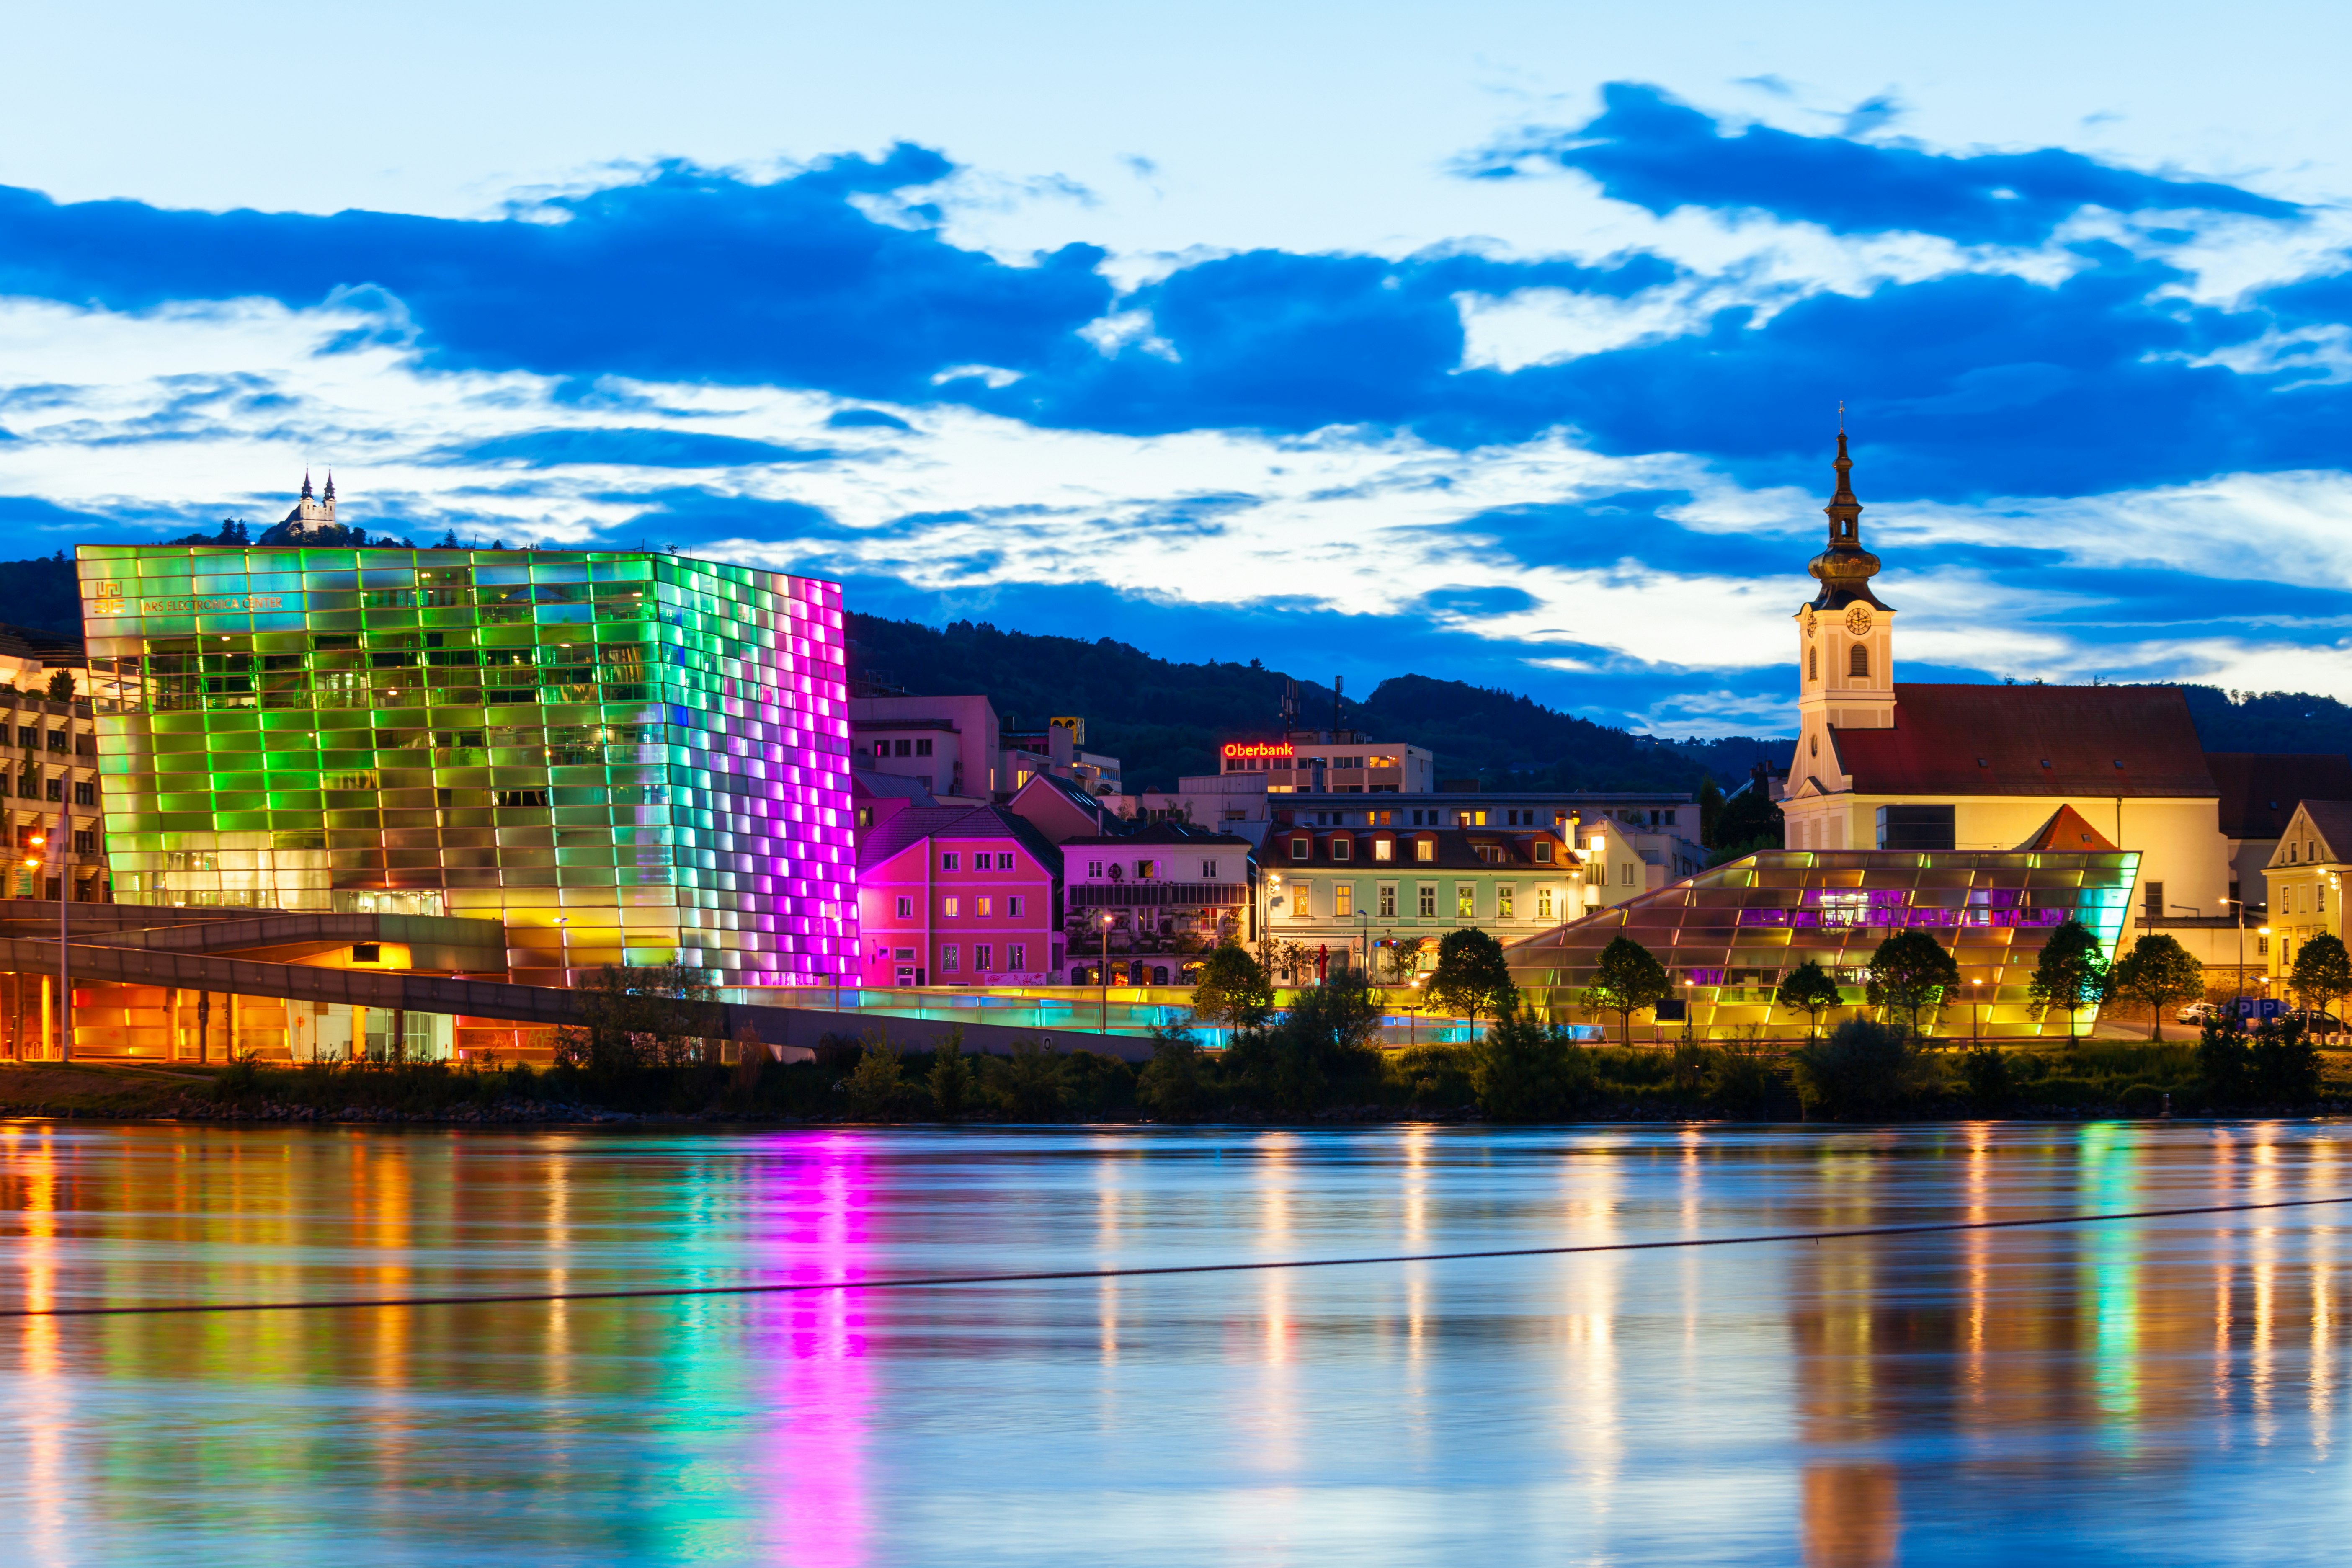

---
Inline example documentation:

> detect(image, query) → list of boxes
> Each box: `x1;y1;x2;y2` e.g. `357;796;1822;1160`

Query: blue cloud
1472;83;2301;244
0;145;1113;402
451;426;835;468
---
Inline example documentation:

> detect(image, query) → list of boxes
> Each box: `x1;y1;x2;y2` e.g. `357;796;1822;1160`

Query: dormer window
1331;837;1351;861
1373;838;1393;862
2291;843;2300;864
1415;838;1435;863
1534;841;1553;863
1291;837;1310;861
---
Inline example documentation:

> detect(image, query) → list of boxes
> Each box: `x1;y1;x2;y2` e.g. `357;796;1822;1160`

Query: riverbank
5;1035;2351;1126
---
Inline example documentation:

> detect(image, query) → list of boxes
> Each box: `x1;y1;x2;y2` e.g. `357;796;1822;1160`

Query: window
1457;884;1475;919
943;896;960;917
1418;885;1436;917
2142;881;2164;919
1849;644;1869;678
1876;805;1955;852
2259;934;2270;957
975;944;993;971
894;947;916;962
976;896;993;917
1088;861;1104;877
1378;883;1397;917
44;730;64;753
1136;860;1157;880
13;726;30;749
1621;862;1635;886
2324;883;2330;914
2291;843;2301;864
1293;882;1312;918
1415;838;1434;863
941;944;960;972
1497;885;1515;919
1291;838;1310;861
1475;843;1501;864
915;738;933;756
941;852;960;870
1334;882;1354;917
998;853;1015;870
1331;838;1351;861
44;778;60;801
1537;886;1554;920
1201;859;1218;879
72;830;95;855
1808;647;1818;683
1008;943;1025;970
72;781;93;806
895;896;913;919
894;738;912;757
1534;841;1552;863
1663;810;1676;825
1373;838;1393;862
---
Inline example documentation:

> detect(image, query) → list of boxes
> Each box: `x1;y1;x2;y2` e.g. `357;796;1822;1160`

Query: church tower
1792;431;1896;791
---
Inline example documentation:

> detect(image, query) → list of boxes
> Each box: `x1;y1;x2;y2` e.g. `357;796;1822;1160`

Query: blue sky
7;1;2352;735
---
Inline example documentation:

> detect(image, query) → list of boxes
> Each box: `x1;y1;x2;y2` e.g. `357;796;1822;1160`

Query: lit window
1136;860;1156;880
1373;838;1393;862
1457;885;1475;919
1537;887;1554;919
1497;885;1515;919
1293;881;1313;918
1417;884;1436;917
1335;882;1354;917
977;896;993;916
943;896;960;917
1378;883;1396;917
1415;838;1434;863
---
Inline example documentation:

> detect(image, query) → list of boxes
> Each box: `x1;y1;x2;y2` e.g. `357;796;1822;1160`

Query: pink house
857;805;1062;987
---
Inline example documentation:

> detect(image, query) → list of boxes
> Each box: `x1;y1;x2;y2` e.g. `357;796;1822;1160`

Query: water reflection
1;1122;2349;1564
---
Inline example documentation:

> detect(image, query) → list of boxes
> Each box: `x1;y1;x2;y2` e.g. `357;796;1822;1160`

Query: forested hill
847;613;1789;792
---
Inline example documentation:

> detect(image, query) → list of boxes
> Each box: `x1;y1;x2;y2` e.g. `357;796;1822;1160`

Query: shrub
1705;1040;1786;1119
1471;1008;1591;1122
928;1031;972;1120
985;1037;1069;1120
843;1035;905;1120
1137;1026;1207;1121
2197;1018;2251;1102
1957;1046;2013;1114
1062;1051;1137;1120
2117;1083;2169;1118
2250;1019;2321;1102
1385;1044;1476;1108
1792;1019;1936;1118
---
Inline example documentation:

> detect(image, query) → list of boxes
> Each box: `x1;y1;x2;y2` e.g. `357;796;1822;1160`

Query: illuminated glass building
75;545;856;989
1506;848;2140;1039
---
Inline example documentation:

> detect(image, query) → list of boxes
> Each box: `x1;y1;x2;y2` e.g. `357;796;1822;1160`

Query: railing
1069;882;1249;909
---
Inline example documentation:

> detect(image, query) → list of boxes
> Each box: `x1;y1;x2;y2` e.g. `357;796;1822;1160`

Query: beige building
2264;802;2352;987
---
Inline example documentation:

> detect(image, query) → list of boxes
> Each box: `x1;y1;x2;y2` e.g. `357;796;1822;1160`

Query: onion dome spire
1805;427;1891;611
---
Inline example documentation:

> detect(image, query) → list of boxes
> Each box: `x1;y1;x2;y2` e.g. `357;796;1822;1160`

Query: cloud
1469;82;2303;245
449;426;836;468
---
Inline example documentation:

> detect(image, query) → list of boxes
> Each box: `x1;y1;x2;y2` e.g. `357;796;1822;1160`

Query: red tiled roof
2205;753;2352;840
2015;804;2117;852
1832;684;2216;799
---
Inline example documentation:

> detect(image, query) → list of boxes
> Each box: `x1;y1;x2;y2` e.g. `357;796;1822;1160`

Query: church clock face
1845;606;1873;636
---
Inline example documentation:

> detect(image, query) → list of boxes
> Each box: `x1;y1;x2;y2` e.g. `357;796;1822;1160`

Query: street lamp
1970;977;1982;1044
1099;909;1114;1034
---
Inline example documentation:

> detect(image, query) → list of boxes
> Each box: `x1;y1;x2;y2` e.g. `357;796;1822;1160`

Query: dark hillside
0;555;83;635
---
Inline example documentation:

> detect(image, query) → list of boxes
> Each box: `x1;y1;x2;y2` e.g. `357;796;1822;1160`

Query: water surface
3;1119;2348;1565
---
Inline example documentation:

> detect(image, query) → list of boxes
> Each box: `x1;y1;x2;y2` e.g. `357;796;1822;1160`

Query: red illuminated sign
1222;741;1296;760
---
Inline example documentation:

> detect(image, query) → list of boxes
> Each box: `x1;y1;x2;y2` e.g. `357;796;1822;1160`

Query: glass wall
1506;849;2141;1039
75;546;857;989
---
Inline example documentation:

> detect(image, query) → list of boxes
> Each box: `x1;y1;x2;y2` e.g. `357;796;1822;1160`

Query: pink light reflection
754;1132;878;1568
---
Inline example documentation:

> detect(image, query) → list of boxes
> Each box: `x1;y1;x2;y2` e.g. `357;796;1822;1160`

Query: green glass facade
75;546;856;989
1507;848;2141;1038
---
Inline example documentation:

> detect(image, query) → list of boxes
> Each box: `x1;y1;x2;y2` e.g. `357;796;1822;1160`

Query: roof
2284;801;2352;866
1060;821;1254;849
855;805;1060;873
1831;684;2216;799
2016;804;2118;853
849;717;957;732
1268;825;1574;872
2205;753;2352;840
0;623;83;663
851;769;939;805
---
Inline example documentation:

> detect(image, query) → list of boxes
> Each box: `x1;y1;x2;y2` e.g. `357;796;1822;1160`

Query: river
1;1119;2347;1565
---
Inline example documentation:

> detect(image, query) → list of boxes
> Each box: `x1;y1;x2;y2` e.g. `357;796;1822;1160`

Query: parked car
2176;1000;2229;1025
2285;1008;2346;1033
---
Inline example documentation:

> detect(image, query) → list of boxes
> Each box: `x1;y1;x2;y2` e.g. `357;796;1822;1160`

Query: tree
2108;934;2206;1041
1190;940;1274;1028
1865;931;1961;1036
1775;959;1844;1039
1471;1008;1592;1121
44;670;73;702
1697;776;1725;848
2026;919;2110;1039
845;1034;905;1119
1709;784;1784;864
1137;1025;1207;1120
554;962;715;1070
1582;934;1671;1046
928;1029;972;1119
1380;937;1423;986
2289;932;2352;1021
1426;928;1518;1026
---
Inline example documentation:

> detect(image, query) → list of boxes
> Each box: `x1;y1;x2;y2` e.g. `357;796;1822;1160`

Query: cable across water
2;1192;2344;1321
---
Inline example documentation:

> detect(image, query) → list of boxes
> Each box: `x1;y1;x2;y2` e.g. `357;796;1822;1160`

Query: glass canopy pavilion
1506;848;2141;1039
75;545;856;990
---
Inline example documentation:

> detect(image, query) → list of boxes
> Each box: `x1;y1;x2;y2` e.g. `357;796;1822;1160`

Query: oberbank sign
1222;742;1296;761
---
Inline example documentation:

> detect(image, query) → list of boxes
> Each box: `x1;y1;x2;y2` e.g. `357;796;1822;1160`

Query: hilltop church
1775;434;2346;985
